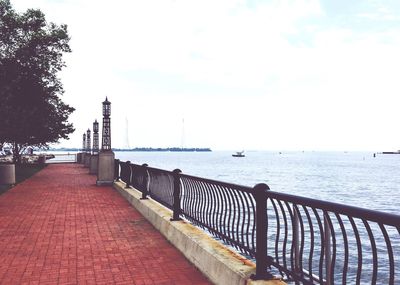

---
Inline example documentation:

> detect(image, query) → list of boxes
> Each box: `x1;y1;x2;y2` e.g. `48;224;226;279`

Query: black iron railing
180;173;259;257
114;159;400;284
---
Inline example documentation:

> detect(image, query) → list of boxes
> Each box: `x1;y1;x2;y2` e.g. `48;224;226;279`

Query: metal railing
114;159;400;284
46;153;77;163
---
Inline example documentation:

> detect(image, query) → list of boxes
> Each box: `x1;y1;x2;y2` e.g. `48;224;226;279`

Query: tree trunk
13;143;20;164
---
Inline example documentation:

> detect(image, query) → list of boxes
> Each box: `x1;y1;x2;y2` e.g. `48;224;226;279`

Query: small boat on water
232;151;245;157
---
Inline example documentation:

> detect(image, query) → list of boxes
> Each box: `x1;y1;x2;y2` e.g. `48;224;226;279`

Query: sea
113;150;400;214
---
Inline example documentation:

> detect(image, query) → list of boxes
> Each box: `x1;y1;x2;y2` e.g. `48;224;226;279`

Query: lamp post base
84;154;91;167
96;151;115;186
0;164;15;185
89;154;99;174
80;153;86;164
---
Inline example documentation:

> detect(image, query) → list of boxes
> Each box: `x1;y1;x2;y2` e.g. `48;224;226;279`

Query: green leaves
0;0;75;162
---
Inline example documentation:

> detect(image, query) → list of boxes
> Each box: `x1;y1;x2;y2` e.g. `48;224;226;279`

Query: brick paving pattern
0;164;211;285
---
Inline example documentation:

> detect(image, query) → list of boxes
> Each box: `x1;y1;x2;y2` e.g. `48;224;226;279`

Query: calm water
114;151;400;214
115;150;400;283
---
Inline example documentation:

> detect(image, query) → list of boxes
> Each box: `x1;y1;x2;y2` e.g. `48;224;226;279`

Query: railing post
252;183;274;280
114;159;120;181
124;161;131;188
324;212;332;285
170;168;182;221
140;164;149;200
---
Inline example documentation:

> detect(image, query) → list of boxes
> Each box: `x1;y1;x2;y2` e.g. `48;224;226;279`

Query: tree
0;0;75;163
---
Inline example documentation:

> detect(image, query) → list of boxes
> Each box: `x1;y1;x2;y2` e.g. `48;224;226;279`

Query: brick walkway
0;164;211;285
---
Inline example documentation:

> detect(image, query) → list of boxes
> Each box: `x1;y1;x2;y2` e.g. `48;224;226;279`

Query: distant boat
232;151;245;157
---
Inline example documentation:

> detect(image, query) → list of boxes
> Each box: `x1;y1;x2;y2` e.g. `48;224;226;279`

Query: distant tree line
113;147;212;152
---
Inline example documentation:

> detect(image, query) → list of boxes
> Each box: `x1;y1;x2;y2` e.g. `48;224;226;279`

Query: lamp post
97;97;115;185
89;120;100;174
101;97;111;151
92;120;99;155
81;133;87;164
84;129;91;167
86;129;91;154
82;133;86;152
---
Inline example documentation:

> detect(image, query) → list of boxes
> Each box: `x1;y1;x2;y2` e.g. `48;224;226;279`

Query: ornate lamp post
101;97;111;151
86;129;91;154
89;120;100;174
80;133;87;164
92;120;99;155
97;97;115;185
82;133;86;152
84;129;91;167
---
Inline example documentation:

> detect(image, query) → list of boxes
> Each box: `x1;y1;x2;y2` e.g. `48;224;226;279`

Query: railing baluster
379;223;394;285
311;208;325;283
293;204;300;275
278;200;289;272
271;200;283;276
302;206;315;283
349;216;363;284
335;213;349;285
363;219;378;285
324;212;332;285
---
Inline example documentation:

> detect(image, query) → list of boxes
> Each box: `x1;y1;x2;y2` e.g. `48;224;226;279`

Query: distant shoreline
49;147;212;152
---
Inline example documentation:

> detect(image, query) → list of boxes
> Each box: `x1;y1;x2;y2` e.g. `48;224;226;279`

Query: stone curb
113;181;286;285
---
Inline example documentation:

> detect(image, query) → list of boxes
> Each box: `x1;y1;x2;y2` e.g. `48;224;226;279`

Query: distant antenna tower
181;118;185;149
124;117;130;149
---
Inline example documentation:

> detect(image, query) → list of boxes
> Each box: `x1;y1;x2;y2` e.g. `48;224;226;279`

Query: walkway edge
113;181;286;285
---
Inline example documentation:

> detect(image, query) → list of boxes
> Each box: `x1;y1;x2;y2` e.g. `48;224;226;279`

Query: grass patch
0;164;46;195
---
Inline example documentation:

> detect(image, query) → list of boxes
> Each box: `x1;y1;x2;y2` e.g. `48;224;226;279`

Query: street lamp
101;97;111;151
97;97;115;186
86;129;91;154
92;120;99;155
82;133;86;152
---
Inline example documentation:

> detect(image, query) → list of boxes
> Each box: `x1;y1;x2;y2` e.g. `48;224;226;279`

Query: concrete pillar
84;154;91;167
89;155;98;174
81;153;86;164
76;153;82;163
0;164;16;185
38;155;46;165
96;151;115;186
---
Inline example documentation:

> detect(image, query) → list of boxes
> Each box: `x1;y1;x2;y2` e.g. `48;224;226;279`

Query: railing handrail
126;162;400;224
180;172;255;193
267;190;400;226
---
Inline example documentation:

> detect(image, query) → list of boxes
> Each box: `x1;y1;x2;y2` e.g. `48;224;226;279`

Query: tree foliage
0;0;75;162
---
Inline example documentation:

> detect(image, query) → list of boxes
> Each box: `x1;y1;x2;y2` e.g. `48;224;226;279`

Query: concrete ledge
113;181;285;285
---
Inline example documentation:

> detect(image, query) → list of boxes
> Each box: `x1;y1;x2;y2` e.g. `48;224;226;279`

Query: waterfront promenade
0;164;211;285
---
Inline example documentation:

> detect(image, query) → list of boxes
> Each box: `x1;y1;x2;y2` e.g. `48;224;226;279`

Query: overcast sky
11;0;400;151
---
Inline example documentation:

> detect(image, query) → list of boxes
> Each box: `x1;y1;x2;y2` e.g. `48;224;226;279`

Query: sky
10;0;400;151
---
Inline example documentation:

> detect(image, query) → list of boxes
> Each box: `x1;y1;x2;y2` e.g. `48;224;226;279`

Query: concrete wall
113;181;286;285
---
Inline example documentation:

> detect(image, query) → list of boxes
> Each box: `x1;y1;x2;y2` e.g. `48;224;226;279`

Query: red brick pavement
0;164;212;285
